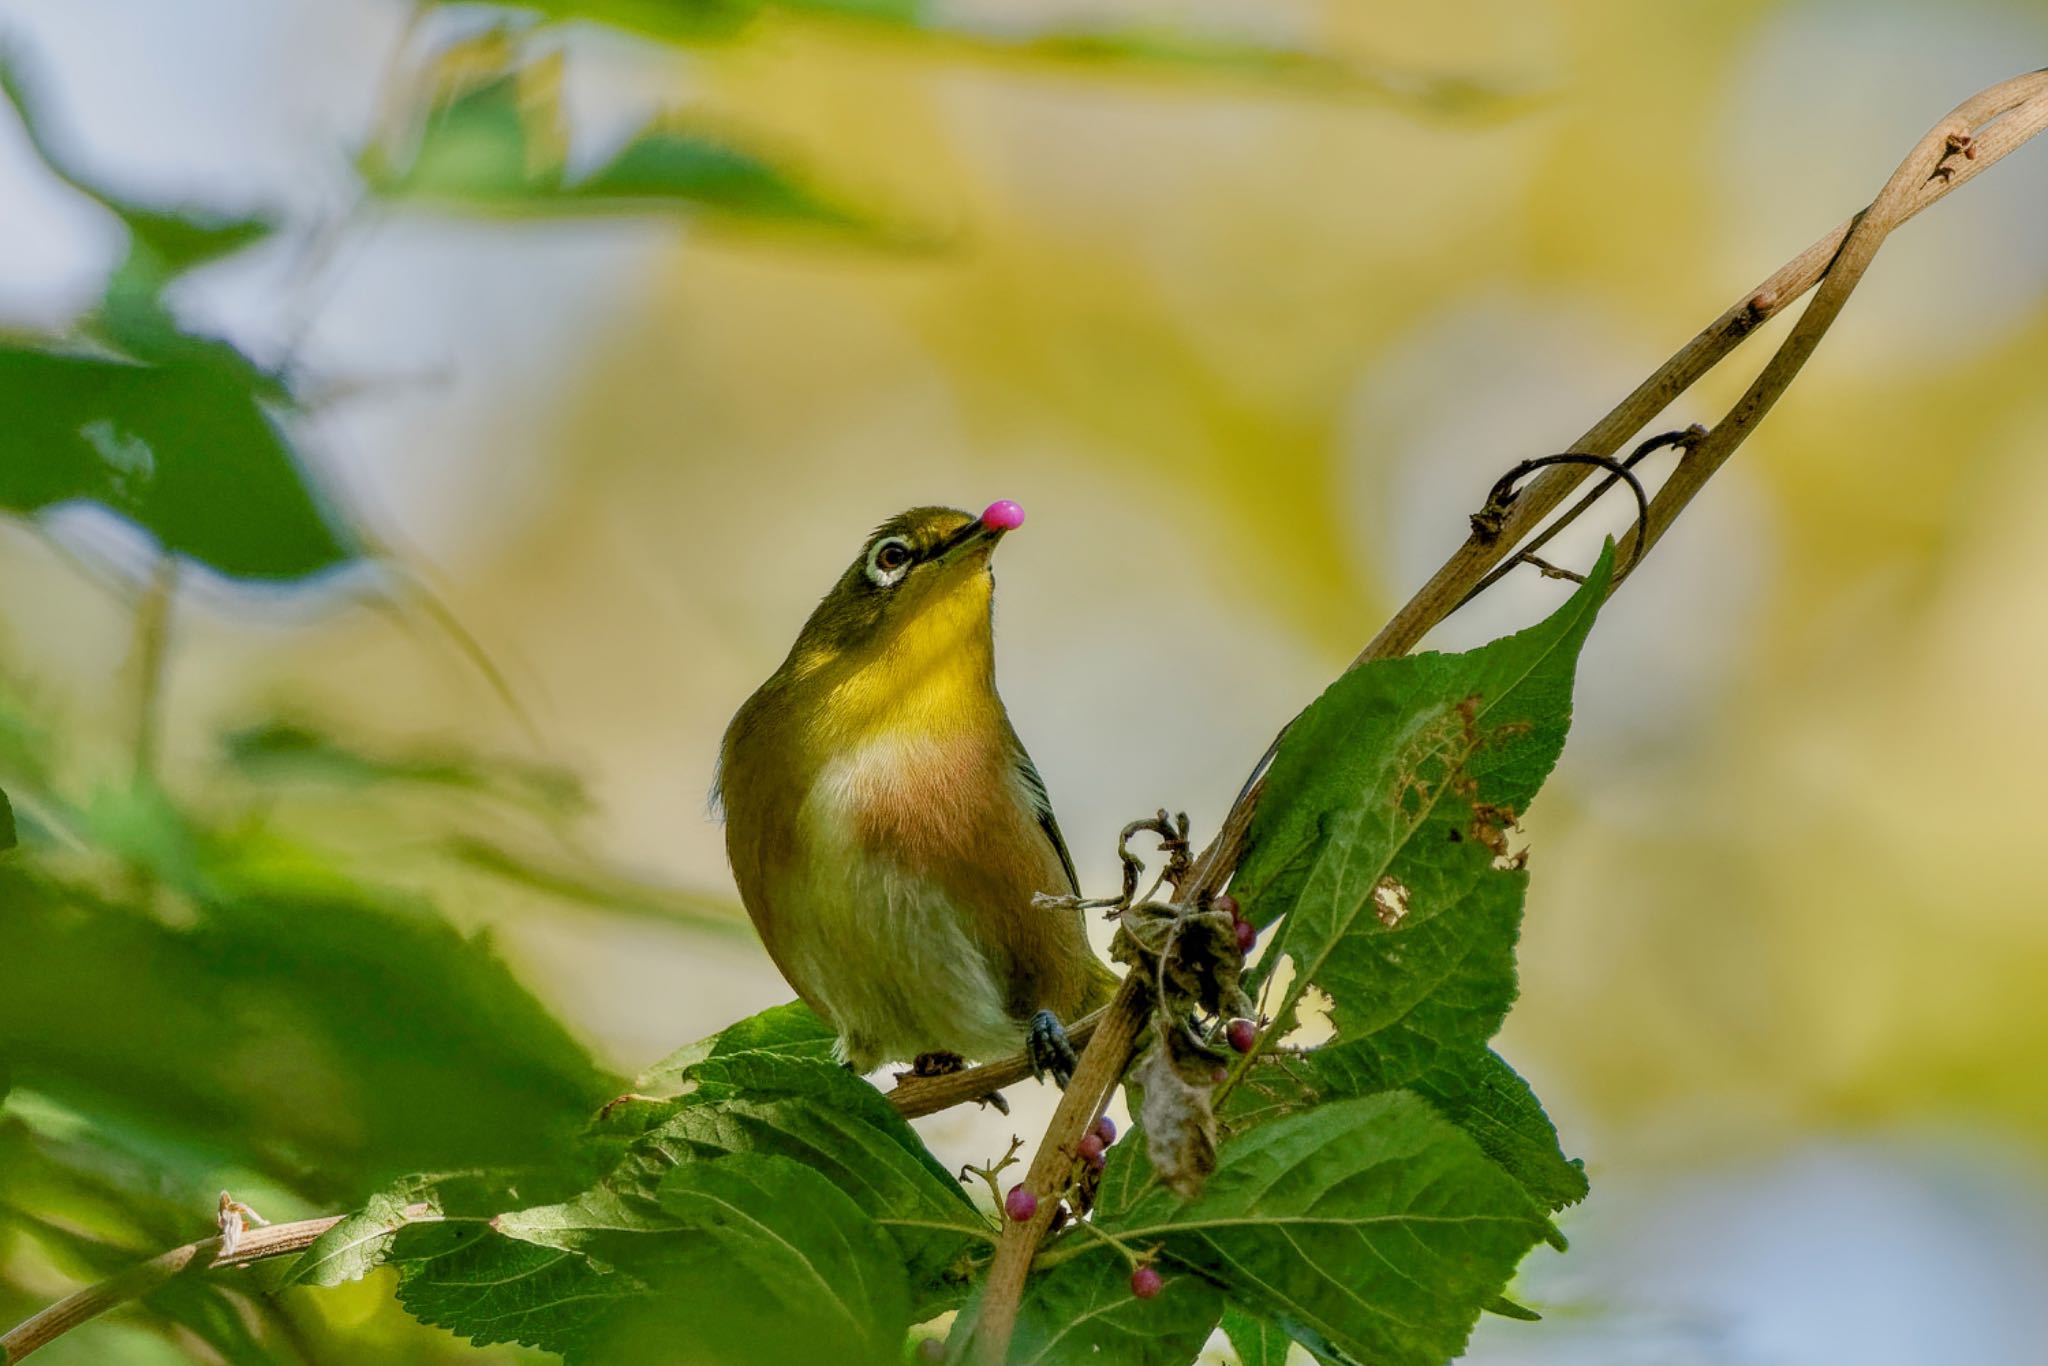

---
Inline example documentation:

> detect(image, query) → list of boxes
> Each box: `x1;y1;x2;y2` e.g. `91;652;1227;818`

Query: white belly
774;752;1020;1071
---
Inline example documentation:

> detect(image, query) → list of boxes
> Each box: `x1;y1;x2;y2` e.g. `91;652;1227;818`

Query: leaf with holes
1217;547;1609;1215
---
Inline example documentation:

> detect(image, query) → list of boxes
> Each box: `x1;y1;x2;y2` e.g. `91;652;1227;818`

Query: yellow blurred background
4;0;2048;1360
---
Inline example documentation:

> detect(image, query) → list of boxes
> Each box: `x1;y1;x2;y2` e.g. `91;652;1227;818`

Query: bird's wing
1015;749;1081;896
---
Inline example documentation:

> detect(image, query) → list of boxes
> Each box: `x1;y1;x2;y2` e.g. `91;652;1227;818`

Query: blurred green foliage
367;51;878;235
0;4;1480;1359
20;0;2040;1360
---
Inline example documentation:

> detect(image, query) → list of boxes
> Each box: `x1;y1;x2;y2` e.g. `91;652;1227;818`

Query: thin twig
2;1215;340;1364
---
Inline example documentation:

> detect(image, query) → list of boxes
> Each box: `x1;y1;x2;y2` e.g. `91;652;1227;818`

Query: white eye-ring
865;536;914;587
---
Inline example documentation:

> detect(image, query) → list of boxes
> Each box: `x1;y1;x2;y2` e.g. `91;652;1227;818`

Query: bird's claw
1028;1009;1078;1088
977;1089;1011;1115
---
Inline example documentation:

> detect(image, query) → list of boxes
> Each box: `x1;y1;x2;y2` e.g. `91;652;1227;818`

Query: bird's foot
977;1089;1011;1116
1028;1009;1079;1088
910;1050;967;1077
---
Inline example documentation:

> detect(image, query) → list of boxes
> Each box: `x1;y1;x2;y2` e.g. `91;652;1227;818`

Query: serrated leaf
1222;1305;1295;1366
498;1053;981;1301
1212;548;1608;1233
0;798;616;1191
0;345;355;580
638;999;838;1091
1371;1049;1586;1214
1235;1046;1588;1216
1239;544;1611;1045
1108;1094;1552;1366
392;1219;626;1356
285;1170;563;1288
580;1154;913;1364
286;1186;431;1288
1005;1249;1221;1366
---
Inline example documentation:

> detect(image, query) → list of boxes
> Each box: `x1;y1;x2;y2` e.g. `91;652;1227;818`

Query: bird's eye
865;536;914;587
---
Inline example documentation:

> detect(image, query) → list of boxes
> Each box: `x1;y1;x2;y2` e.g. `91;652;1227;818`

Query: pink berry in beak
981;499;1026;532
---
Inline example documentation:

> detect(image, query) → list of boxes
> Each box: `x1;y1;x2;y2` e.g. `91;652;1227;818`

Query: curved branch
2;1216;343;1364
887;69;2048;1131
955;65;2048;1365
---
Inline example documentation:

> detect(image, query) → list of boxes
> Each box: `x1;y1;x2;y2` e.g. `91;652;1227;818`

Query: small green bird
717;500;1113;1084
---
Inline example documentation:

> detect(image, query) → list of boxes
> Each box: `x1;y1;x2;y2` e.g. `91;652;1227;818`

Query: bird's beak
932;520;1003;566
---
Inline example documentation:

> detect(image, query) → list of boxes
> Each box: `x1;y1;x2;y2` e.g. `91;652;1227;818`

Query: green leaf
284;1170;561;1288
517;0;765;45
391;1156;916;1364
0;345;355;580
287;1186;434;1289
588;1154;914;1364
1215;547;1609;1226
638;999;839;1090
569;126;857;228
518;0;1526;120
222;721;586;813
0;795;617;1195
373;63;871;234
1343;1048;1586;1214
1005;1249;1221;1366
1110;1094;1552;1366
392;1218;625;1357
1222;1305;1295;1366
0;59;272;278
1239;543;1611;1040
1231;1047;1587;1216
497;1053;982;1302
0;784;15;853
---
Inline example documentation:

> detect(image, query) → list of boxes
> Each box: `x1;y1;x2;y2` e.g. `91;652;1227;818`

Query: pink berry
981;499;1026;532
1213;892;1240;919
1234;918;1257;954
1077;1132;1106;1169
1005;1185;1038;1223
916;1337;947;1362
1226;1018;1258;1053
1210;1065;1229;1084
1130;1265;1163;1299
1094;1115;1117;1145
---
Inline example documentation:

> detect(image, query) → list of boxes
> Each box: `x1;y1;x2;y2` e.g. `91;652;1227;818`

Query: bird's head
779;500;1027;708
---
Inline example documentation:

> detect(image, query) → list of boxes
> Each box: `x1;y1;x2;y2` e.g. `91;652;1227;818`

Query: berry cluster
1215;891;1258;957
1214;892;1260;1056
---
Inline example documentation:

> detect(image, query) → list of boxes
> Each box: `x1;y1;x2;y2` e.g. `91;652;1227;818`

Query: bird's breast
777;728;1025;1064
808;728;994;873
